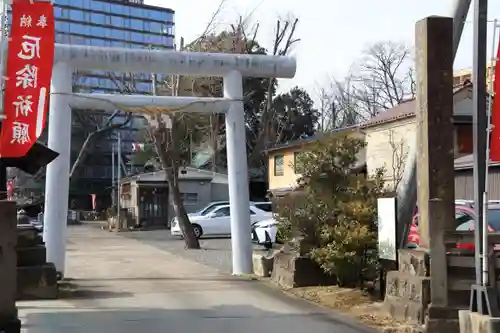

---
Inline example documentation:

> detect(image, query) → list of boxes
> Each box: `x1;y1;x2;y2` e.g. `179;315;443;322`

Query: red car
408;204;500;250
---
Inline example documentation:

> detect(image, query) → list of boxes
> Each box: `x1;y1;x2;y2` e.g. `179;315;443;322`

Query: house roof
266;82;474;155
121;167;229;184
265;125;361;154
361;83;472;129
454;154;500;170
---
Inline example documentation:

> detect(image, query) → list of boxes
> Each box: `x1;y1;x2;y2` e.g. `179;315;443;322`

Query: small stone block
385;296;426;325
385;271;431;303
252;253;273;277
398;249;430;277
384;271;431;325
426;318;459;333
17;226;43;248
0;317;21;333
17;245;47;267
459;310;500;333
17;263;58;300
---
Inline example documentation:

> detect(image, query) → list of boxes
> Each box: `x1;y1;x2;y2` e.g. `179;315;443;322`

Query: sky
146;0;500;102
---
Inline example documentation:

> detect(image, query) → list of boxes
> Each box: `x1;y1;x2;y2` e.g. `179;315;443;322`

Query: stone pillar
0;201;21;333
415;16;455;307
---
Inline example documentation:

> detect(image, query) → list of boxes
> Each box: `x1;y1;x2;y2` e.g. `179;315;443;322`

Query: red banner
491;36;500;162
0;0;55;158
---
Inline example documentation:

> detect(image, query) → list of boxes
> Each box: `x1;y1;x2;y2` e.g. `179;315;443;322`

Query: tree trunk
152;126;200;249
165;167;200;249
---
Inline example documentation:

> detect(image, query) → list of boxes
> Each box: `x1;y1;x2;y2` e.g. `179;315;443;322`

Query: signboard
0;0;54;158
377;197;397;261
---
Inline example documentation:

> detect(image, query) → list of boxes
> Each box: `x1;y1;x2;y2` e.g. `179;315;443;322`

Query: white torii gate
39;44;295;276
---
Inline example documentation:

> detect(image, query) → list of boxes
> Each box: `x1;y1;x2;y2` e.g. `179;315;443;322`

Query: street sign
0;0;54;158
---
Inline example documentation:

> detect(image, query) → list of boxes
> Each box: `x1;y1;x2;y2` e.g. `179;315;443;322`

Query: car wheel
264;242;273;250
192;224;203;239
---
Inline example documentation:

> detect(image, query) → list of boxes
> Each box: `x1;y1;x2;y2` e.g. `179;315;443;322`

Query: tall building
54;0;174;93
9;0;175;208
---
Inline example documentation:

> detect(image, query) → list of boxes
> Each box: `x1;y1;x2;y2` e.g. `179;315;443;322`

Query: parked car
186;201;272;218
171;204;272;238
251;217;278;249
168;201;230;228
454;199;500;208
251;202;273;212
186;201;230;218
408;203;500;249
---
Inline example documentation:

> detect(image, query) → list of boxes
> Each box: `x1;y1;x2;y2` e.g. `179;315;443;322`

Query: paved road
18;225;375;333
122;228;270;274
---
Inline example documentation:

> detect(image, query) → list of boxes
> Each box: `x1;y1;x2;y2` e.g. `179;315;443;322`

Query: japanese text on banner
0;0;54;158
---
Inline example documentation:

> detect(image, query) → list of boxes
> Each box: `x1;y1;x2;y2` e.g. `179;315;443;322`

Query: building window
181;193;198;205
111;15;124;27
69;9;84;21
274;155;284;176
163;24;174;36
131;19;143;30
293;152;304;174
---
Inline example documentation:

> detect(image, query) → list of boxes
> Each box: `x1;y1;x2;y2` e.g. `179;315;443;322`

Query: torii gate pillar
43;62;72;276
224;70;253;274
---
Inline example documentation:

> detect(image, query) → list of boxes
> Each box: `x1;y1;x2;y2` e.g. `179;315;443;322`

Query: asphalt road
19;225;375;333
122;229;270;273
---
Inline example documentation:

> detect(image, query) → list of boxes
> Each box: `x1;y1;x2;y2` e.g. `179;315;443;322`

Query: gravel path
121;229;269;273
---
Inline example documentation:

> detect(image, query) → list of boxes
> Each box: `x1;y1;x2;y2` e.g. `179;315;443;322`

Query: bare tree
69;70;133;180
144;37;209;249
147;112;201;249
387;129;409;190
316;41;414;128
315;87;333;132
247;16;300;170
315;76;369;131
355;41;415;111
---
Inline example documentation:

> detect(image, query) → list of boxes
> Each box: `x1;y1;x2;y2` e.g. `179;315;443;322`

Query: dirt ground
286;286;423;333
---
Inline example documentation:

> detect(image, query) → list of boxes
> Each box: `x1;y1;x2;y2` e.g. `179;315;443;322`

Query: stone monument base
459;310;500;333
271;250;336;288
17;263;58;300
252;252;274;277
0;317;21;333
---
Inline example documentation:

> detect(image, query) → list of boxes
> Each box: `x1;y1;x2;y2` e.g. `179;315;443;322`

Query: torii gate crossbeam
15;44;296;277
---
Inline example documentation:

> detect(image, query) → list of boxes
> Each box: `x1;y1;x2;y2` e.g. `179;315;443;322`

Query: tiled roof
454;154;500;170
361;83;472;128
265;125;360;154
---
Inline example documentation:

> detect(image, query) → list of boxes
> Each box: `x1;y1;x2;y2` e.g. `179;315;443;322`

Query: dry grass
287;286;423;333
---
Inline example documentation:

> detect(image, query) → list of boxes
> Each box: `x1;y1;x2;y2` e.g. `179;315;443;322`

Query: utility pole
111;142;115;207
470;0;500;316
117;131;122;229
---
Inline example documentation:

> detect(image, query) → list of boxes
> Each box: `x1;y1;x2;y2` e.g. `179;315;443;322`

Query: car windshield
200;203;227;216
488;209;500;231
454;208;500;231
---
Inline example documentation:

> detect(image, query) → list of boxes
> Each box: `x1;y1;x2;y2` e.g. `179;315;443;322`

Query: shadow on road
21;304;376;333
57;281;134;300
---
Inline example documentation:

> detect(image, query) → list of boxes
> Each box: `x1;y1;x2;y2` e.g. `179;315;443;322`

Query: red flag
90;194;96;210
7;179;14;200
491;37;500;162
0;0;55;158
